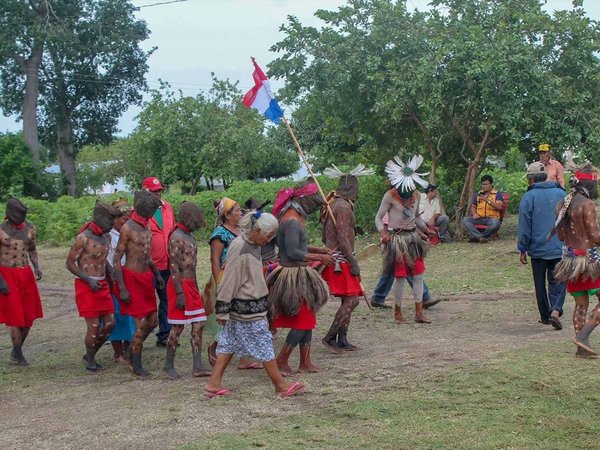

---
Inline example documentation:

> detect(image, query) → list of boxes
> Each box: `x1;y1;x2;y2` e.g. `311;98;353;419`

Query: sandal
277;381;305;398
204;388;233;399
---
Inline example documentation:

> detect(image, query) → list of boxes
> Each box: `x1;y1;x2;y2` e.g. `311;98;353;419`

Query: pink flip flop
204;388;233;399
277;381;305;398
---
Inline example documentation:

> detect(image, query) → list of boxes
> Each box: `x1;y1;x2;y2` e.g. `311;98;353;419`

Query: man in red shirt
143;177;175;347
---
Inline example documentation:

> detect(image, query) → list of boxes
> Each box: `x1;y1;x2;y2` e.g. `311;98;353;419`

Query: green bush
19;171;534;245
19;176;387;245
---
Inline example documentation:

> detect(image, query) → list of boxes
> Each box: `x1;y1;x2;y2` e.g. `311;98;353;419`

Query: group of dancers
2;154;599;397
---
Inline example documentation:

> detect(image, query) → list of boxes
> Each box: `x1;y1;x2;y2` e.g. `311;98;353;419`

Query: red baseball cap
142;176;164;191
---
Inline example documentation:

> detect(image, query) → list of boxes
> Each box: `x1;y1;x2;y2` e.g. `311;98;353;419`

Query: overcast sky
1;0;599;135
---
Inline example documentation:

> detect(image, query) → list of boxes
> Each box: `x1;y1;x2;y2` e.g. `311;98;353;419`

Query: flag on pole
242;58;284;123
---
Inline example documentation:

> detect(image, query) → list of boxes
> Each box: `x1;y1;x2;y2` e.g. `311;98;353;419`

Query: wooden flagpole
281;115;336;225
281;117;374;307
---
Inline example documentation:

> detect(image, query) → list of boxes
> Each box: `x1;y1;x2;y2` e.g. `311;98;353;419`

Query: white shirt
108;228;125;266
419;193;441;223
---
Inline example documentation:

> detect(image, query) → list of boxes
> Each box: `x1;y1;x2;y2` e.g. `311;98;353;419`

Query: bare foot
82;354;101;371
132;366;152;380
321;337;343;354
414;314;431;324
298;363;321;373
9;354;29;367
193;368;213;377
277;363;294;377
164;367;182;380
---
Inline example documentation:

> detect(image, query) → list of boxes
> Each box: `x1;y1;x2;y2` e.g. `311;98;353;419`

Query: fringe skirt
267;265;330;329
382;230;428;275
554;247;600;283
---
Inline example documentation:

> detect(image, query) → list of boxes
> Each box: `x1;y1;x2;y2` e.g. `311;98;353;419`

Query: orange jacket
473;189;502;219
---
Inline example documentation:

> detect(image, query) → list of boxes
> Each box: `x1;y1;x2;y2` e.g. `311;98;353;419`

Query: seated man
463;175;503;243
420;184;451;243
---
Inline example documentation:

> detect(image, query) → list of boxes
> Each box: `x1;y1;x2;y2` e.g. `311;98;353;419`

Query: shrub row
21;171;530;245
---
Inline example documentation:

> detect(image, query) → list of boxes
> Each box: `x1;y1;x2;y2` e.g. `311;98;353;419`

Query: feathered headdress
323;163;375;178
385;155;430;192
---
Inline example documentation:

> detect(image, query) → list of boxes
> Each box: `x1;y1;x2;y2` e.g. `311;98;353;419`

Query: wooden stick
359;280;372;309
281;116;336;225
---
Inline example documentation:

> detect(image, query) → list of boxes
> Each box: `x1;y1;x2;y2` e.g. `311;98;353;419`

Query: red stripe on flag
243;61;269;109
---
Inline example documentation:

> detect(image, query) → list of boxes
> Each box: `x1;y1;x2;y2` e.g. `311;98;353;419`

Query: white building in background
45;158;306;195
45;163;128;196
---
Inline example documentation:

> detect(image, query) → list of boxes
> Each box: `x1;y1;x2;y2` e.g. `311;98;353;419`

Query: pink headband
272;183;319;216
575;170;598;181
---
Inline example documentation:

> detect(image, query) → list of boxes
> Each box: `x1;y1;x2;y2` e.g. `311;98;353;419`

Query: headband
574;170;598;181
272;183;319;216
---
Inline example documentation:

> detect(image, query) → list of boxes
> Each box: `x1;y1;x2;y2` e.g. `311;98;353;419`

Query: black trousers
530;258;566;322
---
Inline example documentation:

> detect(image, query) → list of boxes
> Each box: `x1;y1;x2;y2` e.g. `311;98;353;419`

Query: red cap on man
142;177;164;192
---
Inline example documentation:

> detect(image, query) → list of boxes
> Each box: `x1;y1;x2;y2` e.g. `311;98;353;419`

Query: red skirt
321;262;363;297
271;303;316;330
167;278;206;324
567;275;600;293
75;278;114;318
394;257;426;278
0;266;43;327
113;268;156;319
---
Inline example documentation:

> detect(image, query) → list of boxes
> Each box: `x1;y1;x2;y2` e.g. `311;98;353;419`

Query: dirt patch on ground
0;284;573;449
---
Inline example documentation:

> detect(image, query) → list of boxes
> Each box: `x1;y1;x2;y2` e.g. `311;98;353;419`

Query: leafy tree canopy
0;0;153;195
269;0;600;232
122;78;299;193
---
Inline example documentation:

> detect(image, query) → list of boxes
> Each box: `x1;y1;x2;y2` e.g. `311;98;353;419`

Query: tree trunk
56;117;76;196
453;128;490;240
21;45;43;168
190;176;199;195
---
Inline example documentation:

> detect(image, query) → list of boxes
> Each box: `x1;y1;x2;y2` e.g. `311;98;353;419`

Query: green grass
4;214;592;448
185;342;600;449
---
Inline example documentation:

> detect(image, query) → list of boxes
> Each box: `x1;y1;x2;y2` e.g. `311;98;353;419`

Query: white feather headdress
323;163;375;178
385;154;430;192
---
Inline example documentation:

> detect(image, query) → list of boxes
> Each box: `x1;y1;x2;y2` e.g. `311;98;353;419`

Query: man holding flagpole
242;58;336;223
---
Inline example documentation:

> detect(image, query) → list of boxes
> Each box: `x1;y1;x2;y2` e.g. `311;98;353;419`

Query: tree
0;1;49;167
0;0;152;196
123;79;298;193
0;132;37;200
269;0;600;237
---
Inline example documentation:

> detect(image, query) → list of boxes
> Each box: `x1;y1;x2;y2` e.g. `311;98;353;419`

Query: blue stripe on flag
264;99;284;123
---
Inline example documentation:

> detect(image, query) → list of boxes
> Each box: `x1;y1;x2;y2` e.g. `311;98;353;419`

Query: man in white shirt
420;184;451;243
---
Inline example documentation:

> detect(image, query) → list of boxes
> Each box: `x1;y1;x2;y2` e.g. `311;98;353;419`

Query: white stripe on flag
251;84;272;114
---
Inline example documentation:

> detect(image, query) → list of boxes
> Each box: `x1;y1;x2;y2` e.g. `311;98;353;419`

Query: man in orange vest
463;175;503;243
142;177;175;347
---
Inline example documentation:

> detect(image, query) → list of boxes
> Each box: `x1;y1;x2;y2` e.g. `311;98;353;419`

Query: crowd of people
1;145;599;399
